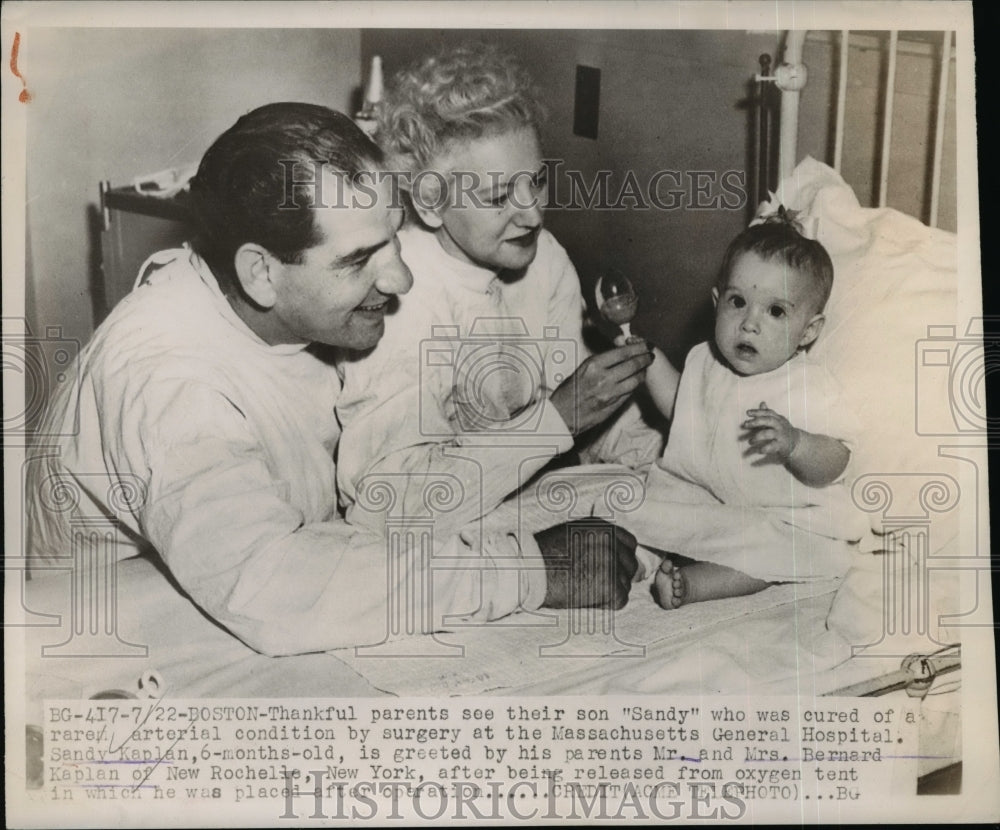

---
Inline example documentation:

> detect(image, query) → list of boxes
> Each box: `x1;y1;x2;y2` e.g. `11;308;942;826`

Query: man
27;103;647;656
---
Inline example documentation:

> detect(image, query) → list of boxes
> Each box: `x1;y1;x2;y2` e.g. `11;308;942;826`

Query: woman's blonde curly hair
378;43;546;176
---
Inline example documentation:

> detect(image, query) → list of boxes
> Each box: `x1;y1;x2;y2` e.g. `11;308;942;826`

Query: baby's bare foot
653;560;687;609
654;560;771;609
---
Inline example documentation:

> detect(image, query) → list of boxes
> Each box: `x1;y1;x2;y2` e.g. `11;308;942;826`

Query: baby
636;211;859;609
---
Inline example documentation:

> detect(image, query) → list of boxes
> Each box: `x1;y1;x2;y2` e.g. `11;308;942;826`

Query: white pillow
769;158;965;539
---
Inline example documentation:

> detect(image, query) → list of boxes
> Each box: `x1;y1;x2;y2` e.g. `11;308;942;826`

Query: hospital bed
17;29;979;796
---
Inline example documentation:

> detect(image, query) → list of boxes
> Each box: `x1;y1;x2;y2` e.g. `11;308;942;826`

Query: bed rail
825;644;961;698
754;30;955;227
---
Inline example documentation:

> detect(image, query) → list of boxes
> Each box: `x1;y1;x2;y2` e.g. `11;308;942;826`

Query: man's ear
798;313;826;349
711;286;720;308
409;173;446;229
234;243;279;308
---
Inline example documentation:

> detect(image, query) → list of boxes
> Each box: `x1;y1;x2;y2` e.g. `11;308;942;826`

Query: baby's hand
742;402;800;463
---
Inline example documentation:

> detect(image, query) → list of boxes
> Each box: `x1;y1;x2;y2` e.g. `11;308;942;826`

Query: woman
337;44;660;540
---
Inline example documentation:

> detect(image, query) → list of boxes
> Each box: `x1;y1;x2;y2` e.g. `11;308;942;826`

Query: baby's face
713;251;824;375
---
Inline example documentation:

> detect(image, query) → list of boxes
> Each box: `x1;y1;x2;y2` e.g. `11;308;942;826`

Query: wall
799;31;957;230
362;29;958;362
22;28;957;361
24;28;361;348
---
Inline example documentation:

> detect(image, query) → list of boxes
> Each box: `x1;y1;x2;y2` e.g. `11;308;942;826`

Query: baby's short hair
378;43;545;176
717;220;834;312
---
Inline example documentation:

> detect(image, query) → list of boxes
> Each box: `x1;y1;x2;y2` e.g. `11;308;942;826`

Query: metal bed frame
754;29;954;227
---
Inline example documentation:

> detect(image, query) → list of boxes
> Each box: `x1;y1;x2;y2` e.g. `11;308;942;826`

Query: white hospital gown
26;248;547;655
624;342;868;581
337;224;663;540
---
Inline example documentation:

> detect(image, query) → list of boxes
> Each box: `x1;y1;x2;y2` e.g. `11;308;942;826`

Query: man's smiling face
268;170;412;350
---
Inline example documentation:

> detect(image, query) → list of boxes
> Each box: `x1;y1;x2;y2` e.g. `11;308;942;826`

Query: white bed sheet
21;555;843;701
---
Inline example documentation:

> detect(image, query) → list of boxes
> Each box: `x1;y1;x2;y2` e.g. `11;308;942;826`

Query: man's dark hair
188;102;384;293
717;220;835;311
